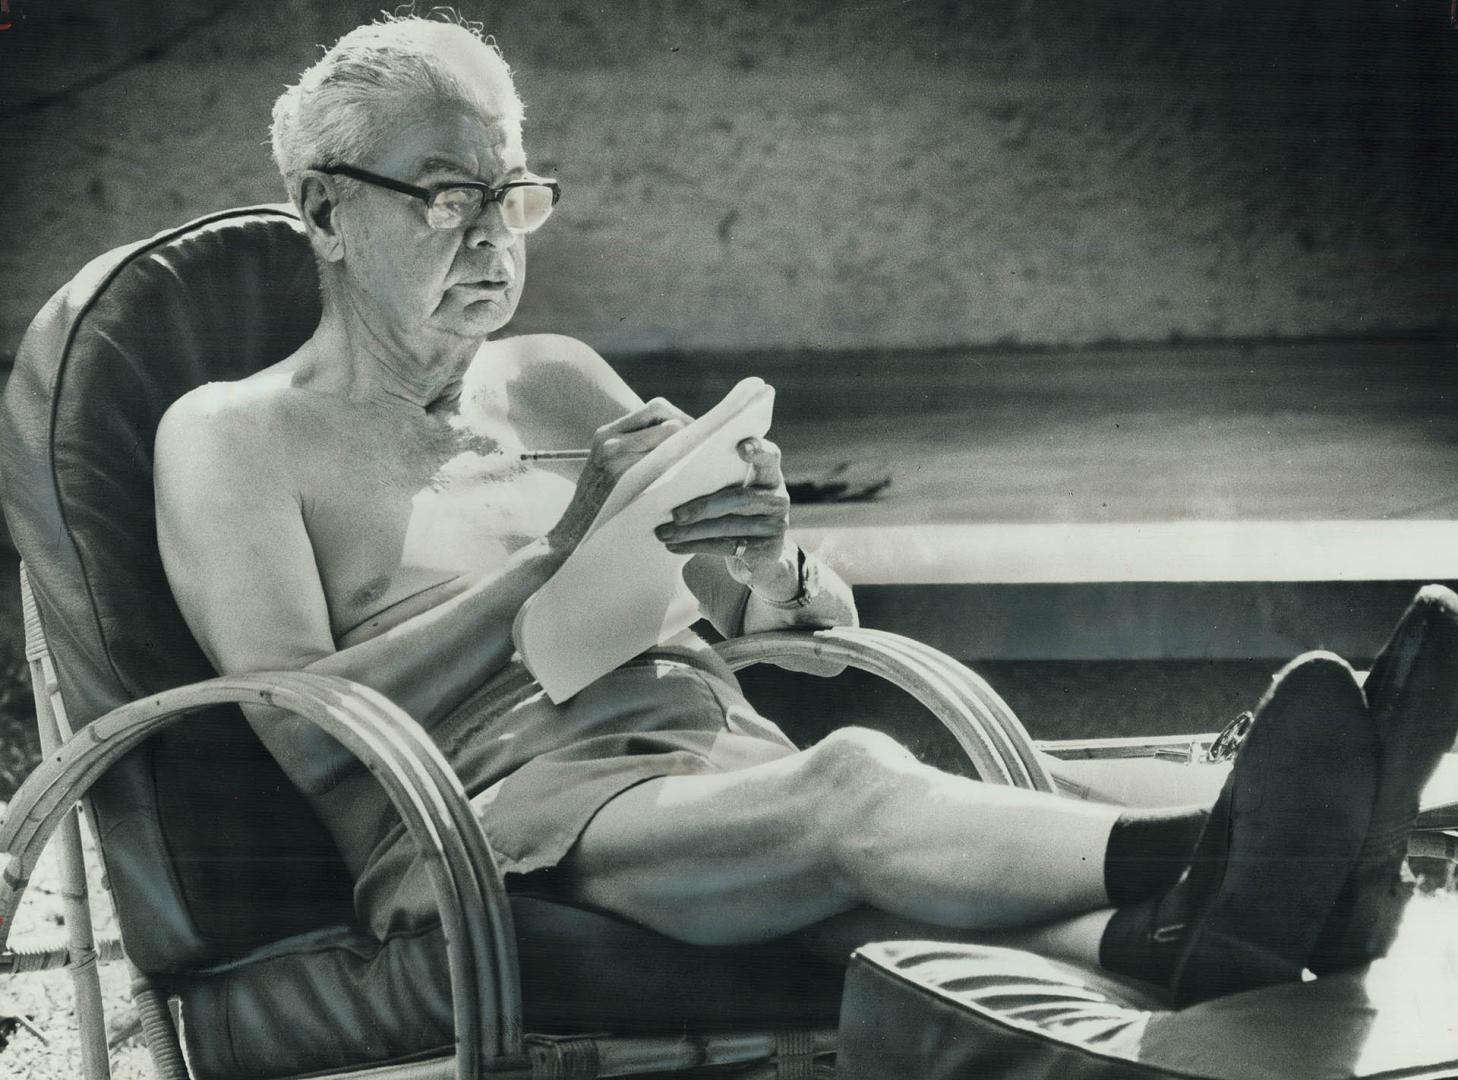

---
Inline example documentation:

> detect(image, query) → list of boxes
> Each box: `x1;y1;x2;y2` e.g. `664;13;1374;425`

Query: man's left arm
667;433;858;638
741;542;858;633
683;541;858;639
541;345;856;639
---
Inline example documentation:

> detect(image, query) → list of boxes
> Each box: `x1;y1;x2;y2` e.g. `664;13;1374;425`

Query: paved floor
614;337;1458;528
622;337;1458;733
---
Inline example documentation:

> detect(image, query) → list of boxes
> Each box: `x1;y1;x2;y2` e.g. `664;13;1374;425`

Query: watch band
751;545;819;609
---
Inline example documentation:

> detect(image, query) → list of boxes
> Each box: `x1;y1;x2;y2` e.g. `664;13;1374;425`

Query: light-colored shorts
313;642;798;938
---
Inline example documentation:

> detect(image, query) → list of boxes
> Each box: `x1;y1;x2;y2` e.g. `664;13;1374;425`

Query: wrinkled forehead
368;106;526;182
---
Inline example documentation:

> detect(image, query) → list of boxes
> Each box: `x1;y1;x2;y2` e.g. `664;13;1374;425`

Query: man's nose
464;202;512;249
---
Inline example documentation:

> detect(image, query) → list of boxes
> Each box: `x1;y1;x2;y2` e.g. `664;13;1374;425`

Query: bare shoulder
154;375;336;674
490;332;619;383
155;374;305;494
474;334;642;428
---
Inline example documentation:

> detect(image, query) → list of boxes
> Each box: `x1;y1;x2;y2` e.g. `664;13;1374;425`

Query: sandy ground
0;806;154;1080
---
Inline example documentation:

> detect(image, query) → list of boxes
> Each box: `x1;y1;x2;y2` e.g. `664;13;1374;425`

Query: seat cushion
838;928;1458;1080
173;894;846;1080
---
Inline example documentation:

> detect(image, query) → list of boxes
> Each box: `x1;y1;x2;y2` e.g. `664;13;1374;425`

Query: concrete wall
3;0;1455;355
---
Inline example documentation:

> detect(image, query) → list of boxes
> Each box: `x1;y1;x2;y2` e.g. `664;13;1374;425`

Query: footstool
837;922;1458;1079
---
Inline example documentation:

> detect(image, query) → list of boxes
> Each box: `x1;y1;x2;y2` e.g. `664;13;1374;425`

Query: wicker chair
0;206;1064;1080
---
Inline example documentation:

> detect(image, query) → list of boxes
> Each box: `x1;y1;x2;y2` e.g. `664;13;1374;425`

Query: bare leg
992;908;1117;964
560;727;1122;946
794;905;1116;969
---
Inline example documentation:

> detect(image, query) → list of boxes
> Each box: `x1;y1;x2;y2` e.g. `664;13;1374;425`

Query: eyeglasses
312;163;562;234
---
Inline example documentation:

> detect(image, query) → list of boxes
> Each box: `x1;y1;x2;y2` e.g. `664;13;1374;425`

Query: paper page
514;379;775;702
582;377;771;542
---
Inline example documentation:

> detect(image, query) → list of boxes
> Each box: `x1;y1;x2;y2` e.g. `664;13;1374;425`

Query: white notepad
513;377;776;702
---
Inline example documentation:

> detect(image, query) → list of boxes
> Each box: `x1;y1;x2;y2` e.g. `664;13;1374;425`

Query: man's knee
802;727;917;795
800;728;921;882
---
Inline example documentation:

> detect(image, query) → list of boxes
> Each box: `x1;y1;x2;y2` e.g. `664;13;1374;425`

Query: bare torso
158;333;630;662
271;367;579;645
282;338;603;643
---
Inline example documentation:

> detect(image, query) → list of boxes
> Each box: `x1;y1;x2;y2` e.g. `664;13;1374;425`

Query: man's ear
299;173;345;262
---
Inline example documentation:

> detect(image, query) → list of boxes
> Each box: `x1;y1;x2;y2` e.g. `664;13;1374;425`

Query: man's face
337;106;530;345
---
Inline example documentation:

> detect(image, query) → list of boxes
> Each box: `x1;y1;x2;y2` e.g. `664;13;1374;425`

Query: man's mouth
457;277;511;292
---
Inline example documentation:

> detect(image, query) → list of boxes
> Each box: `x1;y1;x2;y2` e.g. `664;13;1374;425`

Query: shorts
314;643;799;938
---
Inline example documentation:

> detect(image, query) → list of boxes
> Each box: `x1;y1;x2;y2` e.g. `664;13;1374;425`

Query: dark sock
1099;884;1191;987
1103;807;1210;907
1100;778;1234;987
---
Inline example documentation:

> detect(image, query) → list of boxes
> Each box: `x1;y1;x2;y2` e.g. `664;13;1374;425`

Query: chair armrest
716;627;1056;792
1038;734;1220;762
0;672;526;1080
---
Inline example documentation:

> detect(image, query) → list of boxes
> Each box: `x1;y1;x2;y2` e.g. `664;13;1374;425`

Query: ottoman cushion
838;918;1458;1080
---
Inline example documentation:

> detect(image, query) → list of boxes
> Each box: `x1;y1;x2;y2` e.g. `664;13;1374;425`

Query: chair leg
55;807;110;1080
25;565;111;1079
132;965;190;1080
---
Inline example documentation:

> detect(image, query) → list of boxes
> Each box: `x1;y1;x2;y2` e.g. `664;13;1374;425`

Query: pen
520;449;591;462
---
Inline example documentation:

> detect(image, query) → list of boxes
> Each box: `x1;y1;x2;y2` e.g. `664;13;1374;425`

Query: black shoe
1309;585;1458;975
1168;651;1377;1006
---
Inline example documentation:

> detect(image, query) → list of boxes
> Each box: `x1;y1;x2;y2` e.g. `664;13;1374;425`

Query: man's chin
437;292;518;336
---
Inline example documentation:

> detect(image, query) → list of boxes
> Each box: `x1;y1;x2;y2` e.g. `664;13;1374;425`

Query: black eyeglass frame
310;163;562;232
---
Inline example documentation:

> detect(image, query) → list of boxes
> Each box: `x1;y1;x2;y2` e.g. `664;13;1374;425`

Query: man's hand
656;436;800;601
548;397;691;552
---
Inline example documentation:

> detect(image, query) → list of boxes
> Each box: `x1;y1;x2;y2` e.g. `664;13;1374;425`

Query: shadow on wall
2;0;1456;351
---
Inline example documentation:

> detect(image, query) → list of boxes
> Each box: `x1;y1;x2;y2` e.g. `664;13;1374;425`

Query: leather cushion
837;934;1458;1079
173;894;846;1080
0;207;354;972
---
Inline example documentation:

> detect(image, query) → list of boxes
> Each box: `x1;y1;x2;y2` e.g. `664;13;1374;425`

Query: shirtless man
153;14;1458;1007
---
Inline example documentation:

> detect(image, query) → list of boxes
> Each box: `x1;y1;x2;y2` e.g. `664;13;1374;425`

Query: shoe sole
1309;584;1458;973
1171;651;1376;1006
1365;586;1458;840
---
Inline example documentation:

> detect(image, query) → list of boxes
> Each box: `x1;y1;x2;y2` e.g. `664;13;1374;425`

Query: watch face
794;547;824;607
797;550;816;604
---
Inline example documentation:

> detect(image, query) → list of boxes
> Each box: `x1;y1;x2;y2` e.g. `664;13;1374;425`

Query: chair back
0;207;357;973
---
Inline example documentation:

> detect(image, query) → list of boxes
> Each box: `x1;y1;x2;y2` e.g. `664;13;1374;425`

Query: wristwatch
752;545;821;609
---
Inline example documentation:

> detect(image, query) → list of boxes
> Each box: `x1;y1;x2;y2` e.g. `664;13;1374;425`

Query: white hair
270;13;525;206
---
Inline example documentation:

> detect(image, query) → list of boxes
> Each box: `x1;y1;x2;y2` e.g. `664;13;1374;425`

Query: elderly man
154;14;1458;1007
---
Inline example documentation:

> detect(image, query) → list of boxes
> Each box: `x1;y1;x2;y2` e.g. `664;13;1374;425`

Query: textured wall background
2;0;1455;355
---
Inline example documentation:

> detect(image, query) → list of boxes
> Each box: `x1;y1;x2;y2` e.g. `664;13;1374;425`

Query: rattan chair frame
2;563;1073;1080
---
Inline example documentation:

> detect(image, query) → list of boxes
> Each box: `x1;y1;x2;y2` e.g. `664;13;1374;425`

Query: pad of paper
513;378;775;701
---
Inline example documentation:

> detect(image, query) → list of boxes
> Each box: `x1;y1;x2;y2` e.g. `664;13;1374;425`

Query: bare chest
296;408;577;638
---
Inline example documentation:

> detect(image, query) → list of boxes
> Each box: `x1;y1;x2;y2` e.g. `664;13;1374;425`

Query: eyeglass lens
426;185;555;233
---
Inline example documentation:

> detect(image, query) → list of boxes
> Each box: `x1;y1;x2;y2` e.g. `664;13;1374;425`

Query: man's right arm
154;391;567;791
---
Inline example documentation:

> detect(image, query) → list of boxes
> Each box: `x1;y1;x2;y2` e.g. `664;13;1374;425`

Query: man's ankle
1098;879;1193;987
1102;807;1210;907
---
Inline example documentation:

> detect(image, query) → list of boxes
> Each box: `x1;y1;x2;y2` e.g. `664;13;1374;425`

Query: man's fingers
657;514;783;544
738;436;783;487
663;534;780;557
592;401;691;475
672;484;788;526
605;416;686;454
602;397;692;436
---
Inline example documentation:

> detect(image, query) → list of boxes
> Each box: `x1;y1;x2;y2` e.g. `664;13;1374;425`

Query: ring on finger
733;539;747;559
